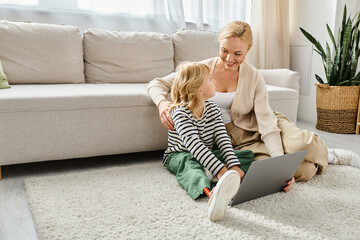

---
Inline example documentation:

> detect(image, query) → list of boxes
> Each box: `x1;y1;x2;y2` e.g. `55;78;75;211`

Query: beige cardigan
147;57;284;157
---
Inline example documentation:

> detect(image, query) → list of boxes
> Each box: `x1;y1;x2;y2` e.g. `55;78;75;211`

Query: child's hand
283;177;295;193
216;167;228;180
229;166;245;180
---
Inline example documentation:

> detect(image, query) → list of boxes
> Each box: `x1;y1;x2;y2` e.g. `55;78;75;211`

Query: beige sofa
0;20;300;179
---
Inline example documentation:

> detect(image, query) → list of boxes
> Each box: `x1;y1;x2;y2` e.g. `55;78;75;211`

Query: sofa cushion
0;20;84;84
0;84;154;112
172;29;219;67
0;84;297;113
266;85;299;123
266;85;298;100
260;69;300;92
0;61;11;89
84;29;174;83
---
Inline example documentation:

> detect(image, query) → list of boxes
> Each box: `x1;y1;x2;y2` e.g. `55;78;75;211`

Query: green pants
167;150;254;200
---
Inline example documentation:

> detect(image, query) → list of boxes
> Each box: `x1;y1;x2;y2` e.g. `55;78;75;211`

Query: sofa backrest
83;28;174;83
0;20;85;84
172;29;219;68
0;21;299;88
0;21;223;84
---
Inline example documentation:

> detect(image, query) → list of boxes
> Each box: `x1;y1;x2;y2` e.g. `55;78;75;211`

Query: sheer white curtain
0;0;37;5
77;0;250;31
182;0;251;31
247;0;290;69
77;0;251;32
0;0;250;32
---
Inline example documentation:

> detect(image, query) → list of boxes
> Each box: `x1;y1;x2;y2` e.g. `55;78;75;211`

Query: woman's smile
225;61;237;68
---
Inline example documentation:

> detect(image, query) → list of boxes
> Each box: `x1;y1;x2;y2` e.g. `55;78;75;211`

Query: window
78;0;153;16
0;0;37;6
0;0;78;10
182;0;251;30
0;0;251;31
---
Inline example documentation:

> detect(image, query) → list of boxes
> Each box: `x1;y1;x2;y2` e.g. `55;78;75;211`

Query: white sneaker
328;148;360;168
208;170;240;222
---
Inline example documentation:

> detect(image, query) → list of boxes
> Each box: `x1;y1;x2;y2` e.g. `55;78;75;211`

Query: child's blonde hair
169;62;211;118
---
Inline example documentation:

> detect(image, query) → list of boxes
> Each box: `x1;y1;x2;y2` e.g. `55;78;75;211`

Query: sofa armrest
259;69;300;92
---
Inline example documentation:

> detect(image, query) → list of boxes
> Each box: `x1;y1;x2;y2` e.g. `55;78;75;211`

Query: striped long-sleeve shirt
163;100;240;176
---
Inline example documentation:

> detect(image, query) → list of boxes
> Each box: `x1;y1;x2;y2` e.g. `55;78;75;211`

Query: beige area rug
24;161;360;240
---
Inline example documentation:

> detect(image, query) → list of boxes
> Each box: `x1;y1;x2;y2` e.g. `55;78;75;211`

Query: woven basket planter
316;84;360;133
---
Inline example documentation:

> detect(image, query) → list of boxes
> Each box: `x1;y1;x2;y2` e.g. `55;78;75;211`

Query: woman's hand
158;100;174;130
283;177;295;193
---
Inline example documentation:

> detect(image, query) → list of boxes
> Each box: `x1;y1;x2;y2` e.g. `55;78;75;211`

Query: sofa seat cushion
0;84;154;112
0;20;84;84
266;85;299;123
266;85;298;100
0;84;297;113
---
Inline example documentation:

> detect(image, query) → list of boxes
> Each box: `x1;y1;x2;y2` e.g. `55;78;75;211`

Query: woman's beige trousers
225;112;328;181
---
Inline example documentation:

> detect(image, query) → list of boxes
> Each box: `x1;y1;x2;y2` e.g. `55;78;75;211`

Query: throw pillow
0;61;11;89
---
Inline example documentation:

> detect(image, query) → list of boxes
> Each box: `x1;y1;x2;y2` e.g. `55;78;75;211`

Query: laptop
229;150;308;206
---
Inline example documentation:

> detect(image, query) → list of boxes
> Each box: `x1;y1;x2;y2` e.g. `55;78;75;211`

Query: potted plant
300;5;360;133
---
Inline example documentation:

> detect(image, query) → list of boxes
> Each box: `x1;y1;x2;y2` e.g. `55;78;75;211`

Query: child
163;62;254;221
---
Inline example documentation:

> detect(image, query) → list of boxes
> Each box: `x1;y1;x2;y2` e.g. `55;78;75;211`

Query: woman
148;21;360;191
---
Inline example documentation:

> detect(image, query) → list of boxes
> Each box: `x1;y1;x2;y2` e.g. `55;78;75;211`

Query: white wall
290;0;337;123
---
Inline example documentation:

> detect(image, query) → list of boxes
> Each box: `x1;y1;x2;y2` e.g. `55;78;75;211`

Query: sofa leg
0;165;2;180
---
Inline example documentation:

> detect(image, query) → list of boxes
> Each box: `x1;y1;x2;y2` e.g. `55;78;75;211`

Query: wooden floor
0;120;359;240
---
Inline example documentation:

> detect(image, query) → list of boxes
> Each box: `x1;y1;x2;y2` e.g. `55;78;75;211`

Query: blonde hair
169;62;211;118
218;21;253;50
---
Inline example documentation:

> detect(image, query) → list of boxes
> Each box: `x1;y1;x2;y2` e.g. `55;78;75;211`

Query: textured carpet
24;161;360;240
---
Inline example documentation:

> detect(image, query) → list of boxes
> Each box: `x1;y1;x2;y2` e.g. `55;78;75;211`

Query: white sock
327;148;360;168
328;151;335;164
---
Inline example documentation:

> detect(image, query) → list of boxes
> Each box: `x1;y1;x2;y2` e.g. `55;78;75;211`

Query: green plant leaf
314;49;324;58
337;79;351;86
315;74;325;84
352;11;360;31
350;29;359;78
339;19;352;81
350;80;360;86
325;42;332;82
299;27;326;57
332;38;340;81
340;5;347;45
343;5;347;29
327;24;337;52
344;62;352;81
351;72;360;85
355;29;360;54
